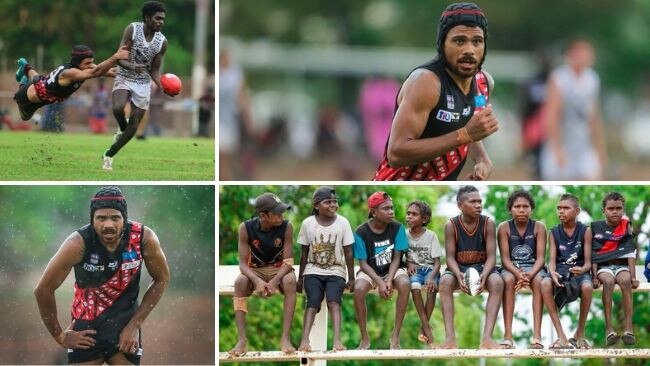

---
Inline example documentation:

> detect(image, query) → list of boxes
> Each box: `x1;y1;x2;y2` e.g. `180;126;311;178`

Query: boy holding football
439;185;504;349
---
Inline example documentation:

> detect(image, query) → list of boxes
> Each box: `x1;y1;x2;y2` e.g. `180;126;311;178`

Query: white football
464;267;481;296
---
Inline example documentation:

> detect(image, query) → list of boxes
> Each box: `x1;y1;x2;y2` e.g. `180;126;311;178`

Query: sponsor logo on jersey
122;251;138;261
446;94;455;109
462;106;471;116
83;263;105;272
108;260;119;270
436;110;460;123
90;253;100;264
274;238;283;247
122;259;141;270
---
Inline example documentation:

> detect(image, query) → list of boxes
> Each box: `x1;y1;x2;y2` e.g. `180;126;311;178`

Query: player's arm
497;222;517;275
34;232;93;348
149;39;168;91
116;24;146;72
119;226;170;355
530;221;547;276
61;46;130;82
237;223;267;293
444;220;461;279
268;222;295;293
386;69;498;167
483;218;498;277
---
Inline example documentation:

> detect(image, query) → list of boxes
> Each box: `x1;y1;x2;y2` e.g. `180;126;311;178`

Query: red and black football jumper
68;221;144;364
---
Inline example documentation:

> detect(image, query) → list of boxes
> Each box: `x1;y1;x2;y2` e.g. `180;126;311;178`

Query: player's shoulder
480;69;495;93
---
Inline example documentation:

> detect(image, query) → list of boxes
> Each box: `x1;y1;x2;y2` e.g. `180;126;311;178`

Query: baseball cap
367;191;391;218
254;193;291;214
312;186;337;215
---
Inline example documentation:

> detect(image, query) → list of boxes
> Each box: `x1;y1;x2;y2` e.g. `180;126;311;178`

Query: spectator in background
358;75;400;163
198;86;215;137
89;78;111;134
540;38;606;180
519;52;551;180
219;48;253;180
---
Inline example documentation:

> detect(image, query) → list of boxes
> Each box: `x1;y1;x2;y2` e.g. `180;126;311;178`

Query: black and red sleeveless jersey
34;63;85;104
244;217;288;268
71;221;144;322
450;215;488;265
591;218;635;264
374;58;490;181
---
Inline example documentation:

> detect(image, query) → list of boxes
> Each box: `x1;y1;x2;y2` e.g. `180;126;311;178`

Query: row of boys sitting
227;186;639;356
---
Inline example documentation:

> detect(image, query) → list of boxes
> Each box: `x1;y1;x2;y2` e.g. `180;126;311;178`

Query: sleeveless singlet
116;22;166;85
450;215;488;265
72;221;144;322
591;219;634;264
507;219;537;266
244;217;288;267
374;58;490;181
551;222;587;272
33;63;85;104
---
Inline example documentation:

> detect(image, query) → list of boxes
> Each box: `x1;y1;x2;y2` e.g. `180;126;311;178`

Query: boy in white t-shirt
405;200;442;348
297;186;355;351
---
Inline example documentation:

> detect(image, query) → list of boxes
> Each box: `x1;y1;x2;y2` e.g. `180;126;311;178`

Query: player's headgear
142;1;166;21
90;186;128;224
435;2;488;68
70;45;94;68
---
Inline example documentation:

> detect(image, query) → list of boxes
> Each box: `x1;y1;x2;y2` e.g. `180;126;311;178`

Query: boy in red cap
353;191;410;349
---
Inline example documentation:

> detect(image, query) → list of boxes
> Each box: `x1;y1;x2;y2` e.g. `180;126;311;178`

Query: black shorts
67;318;142;365
13;77;46;121
303;274;346;312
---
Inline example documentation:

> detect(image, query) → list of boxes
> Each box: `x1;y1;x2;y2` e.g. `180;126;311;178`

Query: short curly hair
142;1;166;21
407;200;432;226
507;190;535;211
601;191;625;210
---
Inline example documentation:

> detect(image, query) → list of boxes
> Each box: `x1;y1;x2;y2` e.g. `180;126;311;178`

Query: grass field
0;131;214;180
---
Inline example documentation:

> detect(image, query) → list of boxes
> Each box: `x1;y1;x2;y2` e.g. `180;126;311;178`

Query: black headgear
435;2;488;68
90;186;127;224
70;45;94;68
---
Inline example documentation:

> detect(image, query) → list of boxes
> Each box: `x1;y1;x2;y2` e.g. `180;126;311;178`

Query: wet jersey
115;22;166;85
450;215;488;265
507;219;537;266
374;58;490;181
34;63;85;104
551;222;587;273
591;219;634;264
72;221;144;322
244;217;288;267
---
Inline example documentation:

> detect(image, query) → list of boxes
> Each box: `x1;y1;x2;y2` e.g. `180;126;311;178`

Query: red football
160;73;182;95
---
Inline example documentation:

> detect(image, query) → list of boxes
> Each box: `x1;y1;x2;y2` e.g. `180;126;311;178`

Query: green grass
0;131;215;180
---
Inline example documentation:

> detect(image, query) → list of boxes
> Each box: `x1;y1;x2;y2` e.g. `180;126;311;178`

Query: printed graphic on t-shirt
309;233;339;268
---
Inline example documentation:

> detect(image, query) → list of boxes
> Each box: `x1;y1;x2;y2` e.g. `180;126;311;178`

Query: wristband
456;127;473;144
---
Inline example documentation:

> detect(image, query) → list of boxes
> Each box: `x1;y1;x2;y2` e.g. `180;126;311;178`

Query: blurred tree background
0;0;215;76
0;185;215;364
219;184;650;366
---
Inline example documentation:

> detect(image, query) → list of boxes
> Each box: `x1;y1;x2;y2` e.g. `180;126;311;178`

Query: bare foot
439;340;458;349
389;341;401;350
280;338;296;354
333;340;346;351
298;340;312;352
390;334;401;349
228;339;247;356
357;339;371;350
428;342;438;349
479;339;504;349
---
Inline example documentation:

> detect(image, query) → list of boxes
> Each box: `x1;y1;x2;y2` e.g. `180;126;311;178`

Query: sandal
500;339;514;349
606;332;620;347
418;333;429;343
528;339;544;349
622;332;636;346
549;339;573;349
569;337;592;349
